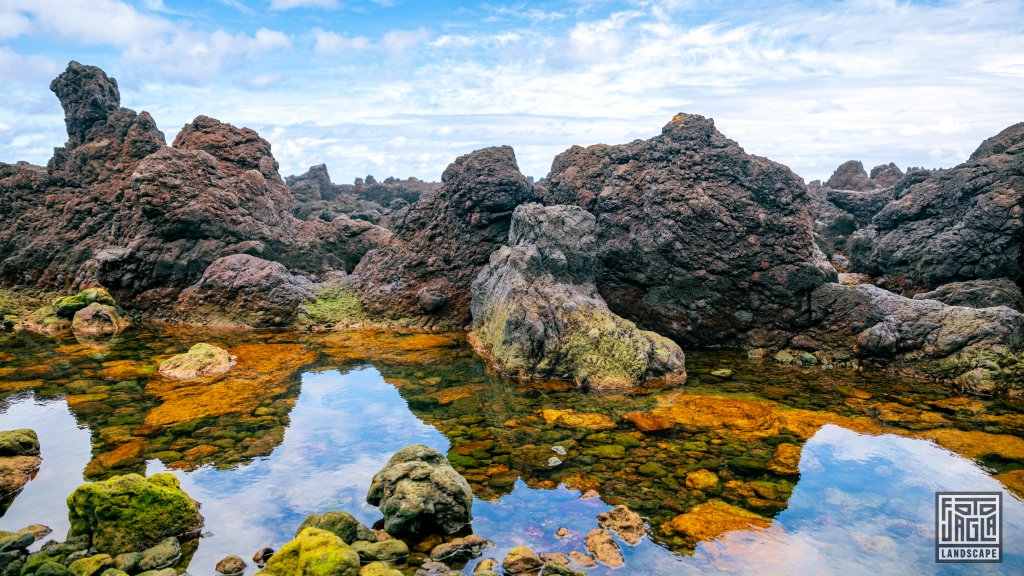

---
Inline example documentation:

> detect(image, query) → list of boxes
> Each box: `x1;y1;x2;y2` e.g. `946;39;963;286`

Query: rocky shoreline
2;61;1023;394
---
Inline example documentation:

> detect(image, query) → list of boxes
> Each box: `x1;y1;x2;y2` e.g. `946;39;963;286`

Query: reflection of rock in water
0;429;42;516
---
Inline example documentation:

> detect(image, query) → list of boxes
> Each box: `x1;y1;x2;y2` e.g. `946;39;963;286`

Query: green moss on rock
300;285;366;326
52;289;116;320
258;528;360;576
296;511;374;544
66;473;203;555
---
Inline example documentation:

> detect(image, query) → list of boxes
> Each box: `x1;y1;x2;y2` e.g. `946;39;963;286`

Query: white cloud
380;27;431;59
269;0;340;10
2;0;174;46
313;27;370;54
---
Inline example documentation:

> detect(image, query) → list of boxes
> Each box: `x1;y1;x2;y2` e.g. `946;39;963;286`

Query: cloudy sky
1;0;1022;184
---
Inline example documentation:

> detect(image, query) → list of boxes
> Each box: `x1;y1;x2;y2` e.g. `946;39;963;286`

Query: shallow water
1;327;1023;575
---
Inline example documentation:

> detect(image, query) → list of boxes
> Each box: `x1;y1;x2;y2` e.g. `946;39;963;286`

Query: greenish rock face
258;528;360;576
157;343;234;380
0;430;39;457
349;540;409;563
52;288;117;320
297;511;374;545
67;555;113;576
66;473;203;555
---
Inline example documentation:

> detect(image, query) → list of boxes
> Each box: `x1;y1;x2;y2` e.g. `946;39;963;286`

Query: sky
0;0;1022;184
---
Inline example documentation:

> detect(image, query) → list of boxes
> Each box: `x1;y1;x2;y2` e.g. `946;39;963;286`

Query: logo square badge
935;492;1002;563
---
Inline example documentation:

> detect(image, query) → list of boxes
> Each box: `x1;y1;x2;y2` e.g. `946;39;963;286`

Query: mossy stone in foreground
0;429;39;457
258;528;360;576
296;511;374;544
157;343;233;380
66;473;203;555
52;288;116;320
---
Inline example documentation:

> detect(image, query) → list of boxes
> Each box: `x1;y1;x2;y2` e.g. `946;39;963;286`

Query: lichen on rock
470;203;686;389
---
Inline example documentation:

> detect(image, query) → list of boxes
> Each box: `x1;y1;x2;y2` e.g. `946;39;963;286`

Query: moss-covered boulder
66;473;203;555
257;528;360;576
17;305;71;335
67;554;113;576
297;511;374;544
0;430;39;457
52;288;117;320
367;445;473;535
157;343;234;380
469;203;686;389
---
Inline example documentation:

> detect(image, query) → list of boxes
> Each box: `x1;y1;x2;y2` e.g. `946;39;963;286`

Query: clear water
1;328;1023;575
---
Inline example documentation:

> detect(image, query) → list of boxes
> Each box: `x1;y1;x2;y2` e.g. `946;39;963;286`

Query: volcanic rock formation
344;145;535;328
848;122;1024;292
469;203;686;388
536;113;836;347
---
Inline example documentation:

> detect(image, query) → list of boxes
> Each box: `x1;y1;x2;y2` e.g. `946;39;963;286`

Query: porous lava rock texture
470;203;686;389
345;146;535;328
848;123;1024;292
536;113;836;346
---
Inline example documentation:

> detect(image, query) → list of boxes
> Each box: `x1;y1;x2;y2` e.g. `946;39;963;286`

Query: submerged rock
596;505;645;546
537;113;835;347
66;473;203;555
346;146;535;327
366;445;473;535
215;555;246;575
912;278;1024;312
660;500;770;548
469;203;686;388
258;528;360;576
158;343;234;380
429;534;492;562
583;529;623;568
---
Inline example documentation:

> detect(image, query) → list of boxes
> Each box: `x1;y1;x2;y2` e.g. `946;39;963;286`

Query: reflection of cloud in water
0;394;92;545
687;425;1024;576
152;367;448;575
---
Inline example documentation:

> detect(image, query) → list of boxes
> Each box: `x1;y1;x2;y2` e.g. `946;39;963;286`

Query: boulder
0;429;42;514
66;473;203;555
583;529;623;568
848;123;1024;291
366;445;473;535
536;113;835;347
258;528;359;576
176;255;313;327
470;203;686;388
596;505;645;545
501;547;542;575
913;278;1024;312
158;343;234;380
345;146;535;327
803;282;1024;389
72;304;129;336
215;555;246;575
53;288;117;319
297;511;375;544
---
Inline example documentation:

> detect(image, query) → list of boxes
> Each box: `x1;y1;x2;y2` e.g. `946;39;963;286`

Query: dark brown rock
346;146;535;327
848;123;1024;291
537;113;835;346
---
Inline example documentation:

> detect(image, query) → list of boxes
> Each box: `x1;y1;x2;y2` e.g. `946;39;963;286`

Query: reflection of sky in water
1;369;1023;575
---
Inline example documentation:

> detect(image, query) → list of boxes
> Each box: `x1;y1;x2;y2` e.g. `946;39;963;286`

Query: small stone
113;553;141;573
67;555;114;576
298;511;375;544
580;490;599;500
539;553;568;565
547;456;563;468
773;350;794;364
766;443;802;476
18;525;51;541
746;348;767;359
430;534;492;562
584;529;623;568
502;546;542;574
137;538;180;572
158;343;234;380
214;555;246;575
551;446;567;456
351;539;409;563
710;368;733;378
473;558;499;574
685;469;720;492
359;562;403;576
252;547;274;567
567;551;596;568
798;352;818;365
36;562;71;576
597;505;646;545
543;562;588;576
555;527;571;538
0;532;33;552
134;569;176;576
99;570;127;576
